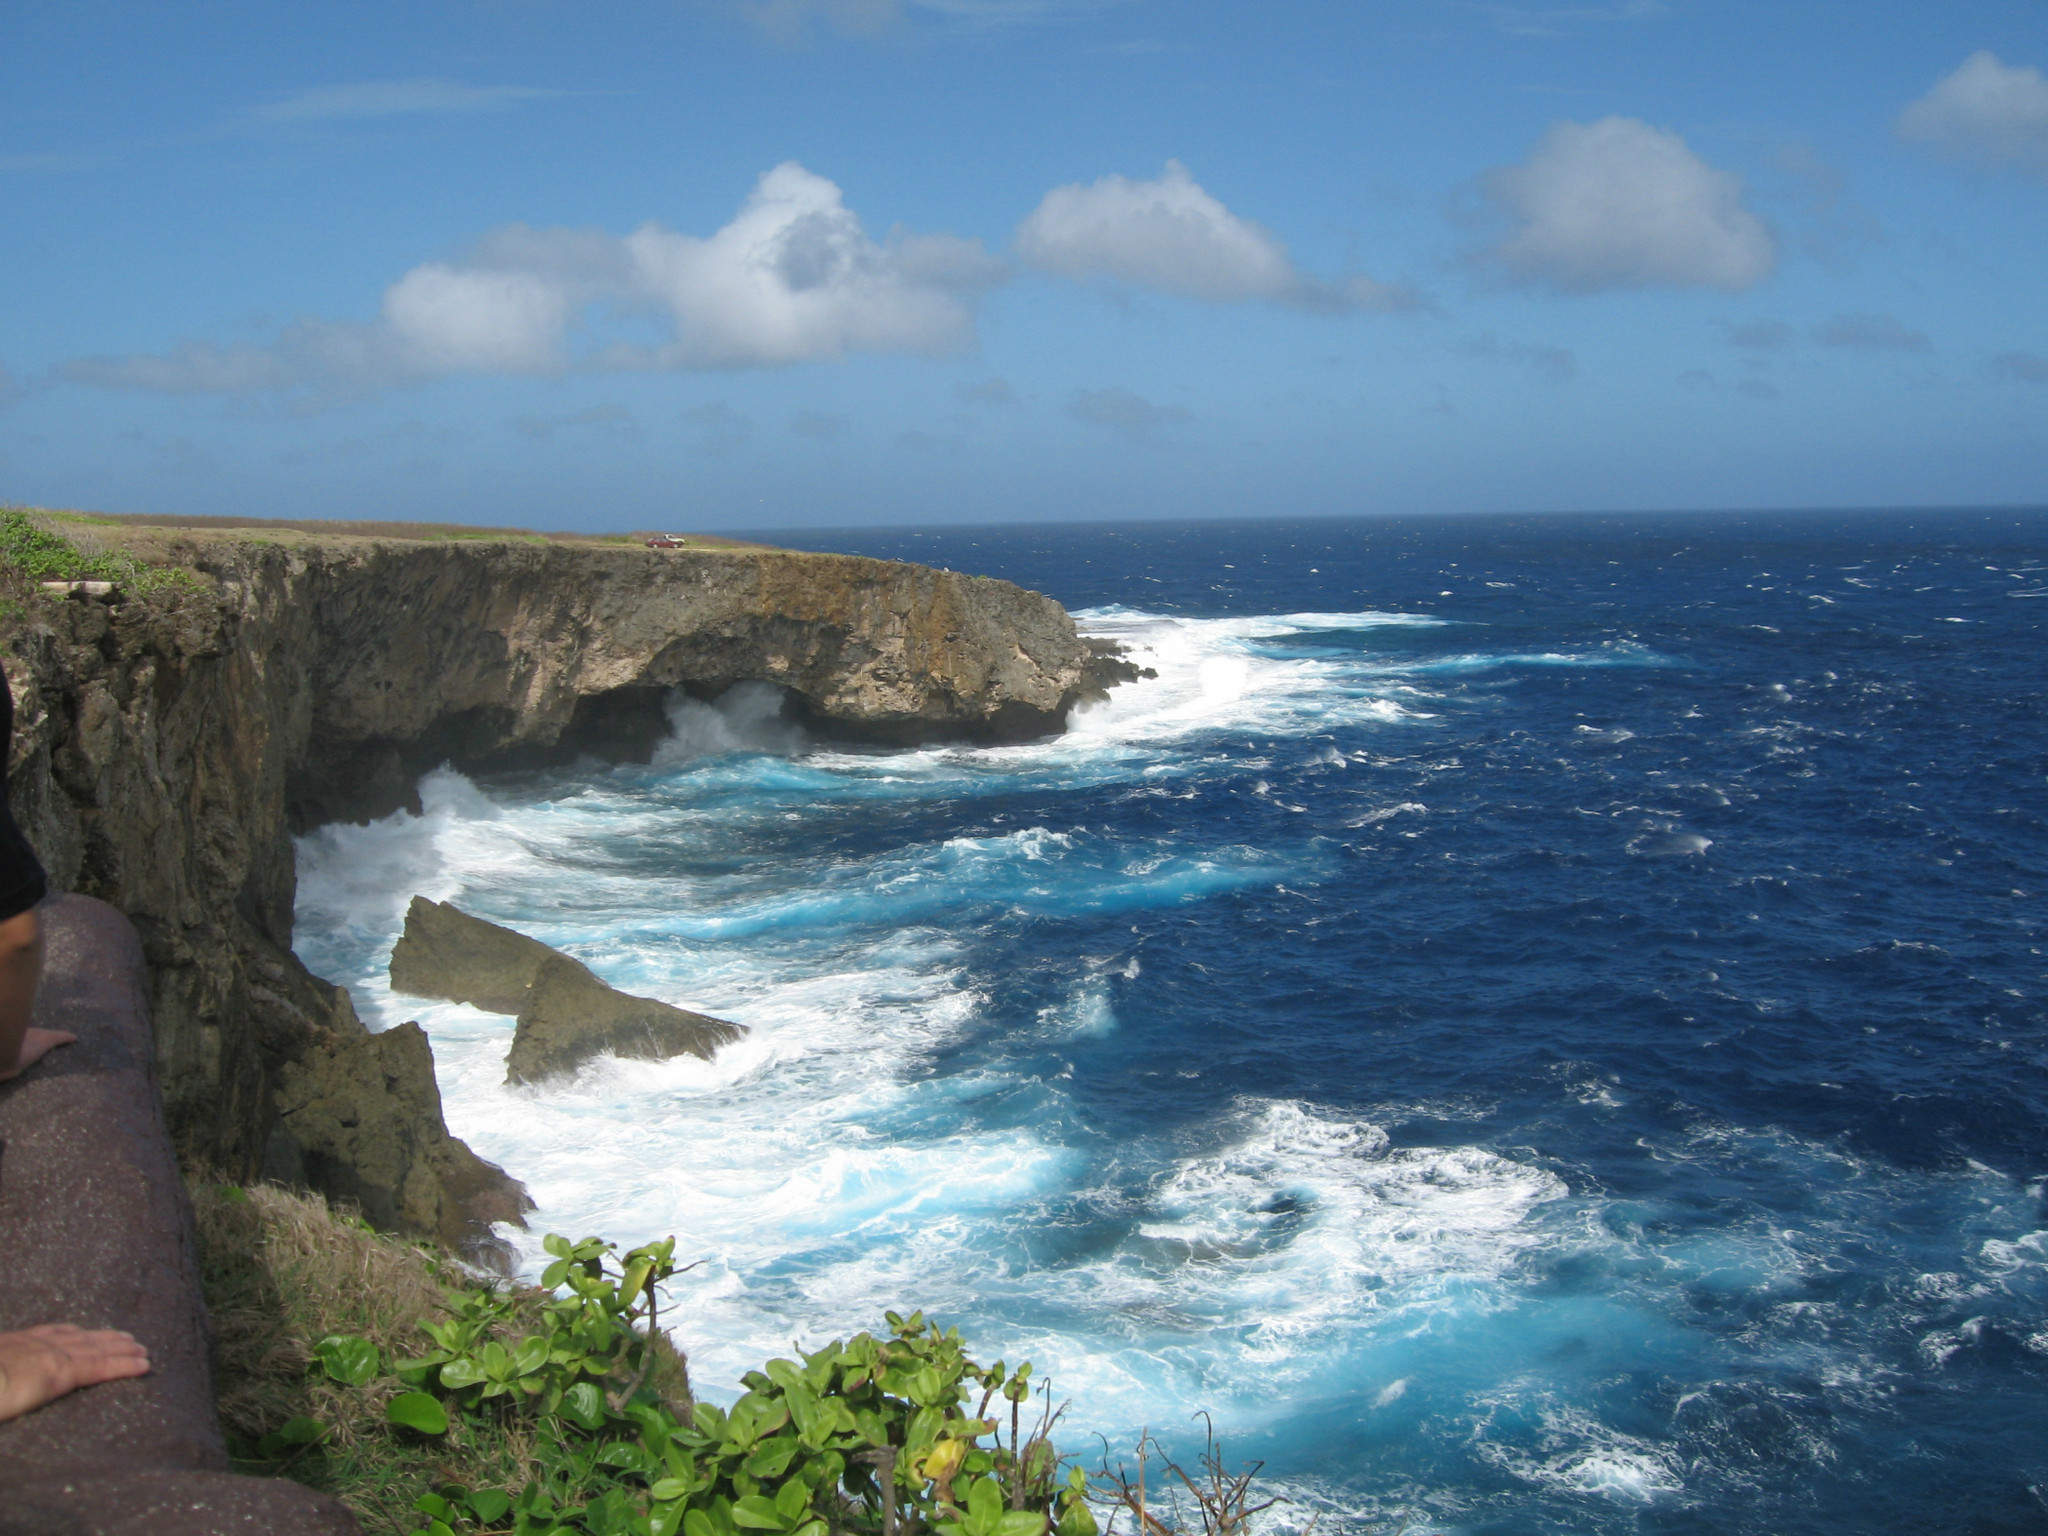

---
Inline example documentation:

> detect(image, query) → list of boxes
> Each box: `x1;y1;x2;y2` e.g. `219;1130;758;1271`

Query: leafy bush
313;1232;1098;1536
191;1183;681;1534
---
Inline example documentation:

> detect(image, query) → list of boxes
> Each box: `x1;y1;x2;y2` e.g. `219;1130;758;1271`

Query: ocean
292;510;2048;1535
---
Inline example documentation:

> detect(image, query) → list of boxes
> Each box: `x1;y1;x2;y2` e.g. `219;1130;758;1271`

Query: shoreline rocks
390;896;745;1085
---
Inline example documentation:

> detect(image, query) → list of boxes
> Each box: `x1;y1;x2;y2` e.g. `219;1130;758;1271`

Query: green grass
0;507;204;595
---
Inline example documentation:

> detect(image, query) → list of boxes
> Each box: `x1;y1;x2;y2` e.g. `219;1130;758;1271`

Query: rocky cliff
1;525;1119;1253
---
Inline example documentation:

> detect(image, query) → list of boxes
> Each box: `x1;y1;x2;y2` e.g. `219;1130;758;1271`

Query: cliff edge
1;517;1121;1252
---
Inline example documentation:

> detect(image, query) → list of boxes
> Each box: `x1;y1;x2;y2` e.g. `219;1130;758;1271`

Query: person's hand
0;1027;74;1082
0;1325;151;1423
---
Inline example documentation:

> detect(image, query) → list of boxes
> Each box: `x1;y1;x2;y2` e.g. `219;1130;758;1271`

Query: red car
645;535;688;549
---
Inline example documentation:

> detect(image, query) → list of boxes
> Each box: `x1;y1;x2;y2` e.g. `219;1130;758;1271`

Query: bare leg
0;907;67;1081
0;1325;152;1423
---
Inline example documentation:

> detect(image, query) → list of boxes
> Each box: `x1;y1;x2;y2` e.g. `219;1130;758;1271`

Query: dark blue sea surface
297;511;2048;1535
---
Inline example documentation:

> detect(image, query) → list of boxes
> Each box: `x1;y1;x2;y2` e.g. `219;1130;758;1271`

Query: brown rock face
389;896;744;1085
272;1021;533;1259
0;531;1101;1244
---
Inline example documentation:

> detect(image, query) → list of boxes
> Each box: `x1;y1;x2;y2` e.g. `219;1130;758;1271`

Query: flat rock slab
0;894;358;1534
388;897;744;1086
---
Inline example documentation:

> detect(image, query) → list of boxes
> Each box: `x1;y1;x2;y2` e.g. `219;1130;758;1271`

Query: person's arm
0;1325;151;1422
0;907;67;1081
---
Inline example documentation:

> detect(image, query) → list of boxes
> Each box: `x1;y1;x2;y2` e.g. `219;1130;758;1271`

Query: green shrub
196;1190;1278;1536
313;1232;1096;1536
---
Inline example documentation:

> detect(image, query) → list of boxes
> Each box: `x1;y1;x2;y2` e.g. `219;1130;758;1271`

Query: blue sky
3;0;2045;530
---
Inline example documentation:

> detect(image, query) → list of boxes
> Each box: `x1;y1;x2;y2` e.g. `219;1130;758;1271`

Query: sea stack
390;896;745;1084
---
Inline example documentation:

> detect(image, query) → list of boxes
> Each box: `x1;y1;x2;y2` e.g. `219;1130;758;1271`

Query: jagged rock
388;895;745;1085
389;896;562;1015
505;952;744;1086
274;1019;533;1263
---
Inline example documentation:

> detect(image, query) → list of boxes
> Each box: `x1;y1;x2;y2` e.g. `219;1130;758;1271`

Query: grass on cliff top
0;505;208;598
189;1180;690;1536
75;507;787;553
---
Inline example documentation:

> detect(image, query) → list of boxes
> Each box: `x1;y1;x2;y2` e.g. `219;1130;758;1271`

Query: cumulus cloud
57;163;1001;396
1066;386;1191;443
1811;313;1931;352
626;162;1002;366
1898;51;2048;174
1017;160;1407;310
1480;116;1775;292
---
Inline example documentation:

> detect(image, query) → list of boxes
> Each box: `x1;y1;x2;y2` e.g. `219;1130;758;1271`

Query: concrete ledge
0;894;356;1535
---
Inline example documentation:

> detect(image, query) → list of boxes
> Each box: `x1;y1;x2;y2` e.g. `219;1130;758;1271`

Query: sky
2;0;2045;531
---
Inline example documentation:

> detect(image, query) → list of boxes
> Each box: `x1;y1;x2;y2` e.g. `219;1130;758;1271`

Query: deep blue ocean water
296;511;2048;1535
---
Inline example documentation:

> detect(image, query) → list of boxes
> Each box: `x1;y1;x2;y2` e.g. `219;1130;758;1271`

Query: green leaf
683;1512;721;1536
315;1334;381;1388
967;1477;1004;1530
731;1494;789;1531
413;1493;453;1520
743;1436;799;1480
543;1233;572;1258
465;1488;513;1524
560;1380;609;1433
273;1415;327;1446
997;1513;1049;1536
387;1393;449;1435
439;1357;488;1391
542;1258;573;1290
773;1477;810;1524
1056;1503;1099;1536
512;1335;551;1376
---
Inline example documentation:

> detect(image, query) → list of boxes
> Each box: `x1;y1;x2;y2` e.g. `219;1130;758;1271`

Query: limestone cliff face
1;532;1107;1251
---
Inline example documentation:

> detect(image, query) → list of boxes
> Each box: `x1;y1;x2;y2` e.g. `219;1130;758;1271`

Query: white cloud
1898;52;2048;174
251;79;568;123
626;162;1002;366
1481;117;1775;292
1017;160;1407;310
381;264;573;373
56;163;1000;395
